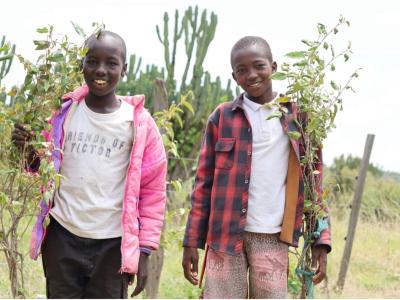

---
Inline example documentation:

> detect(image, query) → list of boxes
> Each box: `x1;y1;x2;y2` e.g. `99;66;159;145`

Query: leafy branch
270;16;360;298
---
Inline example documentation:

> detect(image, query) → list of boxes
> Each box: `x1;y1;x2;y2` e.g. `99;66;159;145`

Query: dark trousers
41;217;128;299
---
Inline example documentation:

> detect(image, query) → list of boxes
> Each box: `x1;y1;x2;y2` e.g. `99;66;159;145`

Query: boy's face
231;44;277;103
82;35;127;97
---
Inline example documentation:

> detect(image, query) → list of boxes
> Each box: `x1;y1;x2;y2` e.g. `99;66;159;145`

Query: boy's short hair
84;30;127;63
231;36;273;66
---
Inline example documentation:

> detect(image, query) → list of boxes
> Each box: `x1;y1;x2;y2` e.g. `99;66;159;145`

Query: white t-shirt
50;99;134;239
243;94;290;233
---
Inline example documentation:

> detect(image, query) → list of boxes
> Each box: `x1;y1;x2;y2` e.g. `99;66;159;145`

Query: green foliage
153;92;194;160
330;154;384;178
270;16;360;297
0;23;98;298
325;155;400;223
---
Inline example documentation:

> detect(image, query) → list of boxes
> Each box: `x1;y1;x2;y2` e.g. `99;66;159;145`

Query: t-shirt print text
64;130;129;159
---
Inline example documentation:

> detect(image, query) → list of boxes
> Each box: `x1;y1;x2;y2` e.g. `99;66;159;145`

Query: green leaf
285;51;306;59
48;52;65;62
330;64;336;71
0;192;8;205
317;23;327;35
330;45;335;57
181;99;194;115
169;145;179;157
304;199;312;209
301;39;315;47
333;28;339;34
43;191;52;205
293;60;308;67
165;126;174;139
36;27;49;34
175;114;183;128
330;81;339;90
71;21;86;37
171;180;182;192
33;40;50;50
323;42;329;50
347;41;352;50
277;96;291;103
266;111;282;120
0;43;10;52
344;53;349;62
287;131;301;140
270;72;287;80
43;215;51;227
43;81;50;92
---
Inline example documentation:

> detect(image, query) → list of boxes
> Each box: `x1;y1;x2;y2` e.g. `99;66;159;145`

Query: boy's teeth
95;80;107;85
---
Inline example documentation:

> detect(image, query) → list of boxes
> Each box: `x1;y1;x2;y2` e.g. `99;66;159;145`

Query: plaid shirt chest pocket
215;138;235;169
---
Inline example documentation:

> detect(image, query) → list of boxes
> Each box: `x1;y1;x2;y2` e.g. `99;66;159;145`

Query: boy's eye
85;59;96;65
236;68;245;75
108;61;119;66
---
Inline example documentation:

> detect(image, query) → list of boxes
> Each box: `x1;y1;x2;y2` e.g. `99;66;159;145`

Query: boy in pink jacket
12;31;167;298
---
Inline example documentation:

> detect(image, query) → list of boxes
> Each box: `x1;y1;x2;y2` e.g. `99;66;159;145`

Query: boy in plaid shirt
182;36;331;298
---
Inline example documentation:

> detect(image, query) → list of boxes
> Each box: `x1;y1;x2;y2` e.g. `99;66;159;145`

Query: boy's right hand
11;124;32;150
182;247;199;285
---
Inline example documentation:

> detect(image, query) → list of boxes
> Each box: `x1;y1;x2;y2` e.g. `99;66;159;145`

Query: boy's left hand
129;253;149;297
311;245;328;284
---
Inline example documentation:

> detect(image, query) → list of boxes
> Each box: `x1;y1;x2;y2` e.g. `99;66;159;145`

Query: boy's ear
272;61;277;73
121;63;128;77
231;71;237;82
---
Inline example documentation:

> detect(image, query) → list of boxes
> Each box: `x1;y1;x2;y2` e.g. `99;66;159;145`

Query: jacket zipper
120;109;136;273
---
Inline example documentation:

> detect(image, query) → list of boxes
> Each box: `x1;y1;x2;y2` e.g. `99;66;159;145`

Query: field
1;211;399;299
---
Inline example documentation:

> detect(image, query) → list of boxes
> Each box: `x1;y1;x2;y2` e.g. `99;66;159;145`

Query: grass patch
1;213;399;298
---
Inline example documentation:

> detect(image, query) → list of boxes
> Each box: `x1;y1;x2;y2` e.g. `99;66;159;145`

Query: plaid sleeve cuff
183;235;206;249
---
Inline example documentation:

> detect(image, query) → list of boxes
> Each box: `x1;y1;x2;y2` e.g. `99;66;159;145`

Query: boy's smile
231;44;277;105
94;79;107;87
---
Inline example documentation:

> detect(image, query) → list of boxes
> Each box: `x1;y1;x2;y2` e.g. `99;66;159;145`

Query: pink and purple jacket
29;85;167;274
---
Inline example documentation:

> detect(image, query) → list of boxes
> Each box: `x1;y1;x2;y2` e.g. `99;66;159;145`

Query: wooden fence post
336;134;375;291
143;79;168;299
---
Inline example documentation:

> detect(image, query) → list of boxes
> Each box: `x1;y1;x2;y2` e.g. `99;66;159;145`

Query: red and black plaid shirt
183;94;330;254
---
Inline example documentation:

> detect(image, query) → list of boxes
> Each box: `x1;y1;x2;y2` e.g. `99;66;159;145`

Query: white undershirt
243;94;290;233
50;99;134;239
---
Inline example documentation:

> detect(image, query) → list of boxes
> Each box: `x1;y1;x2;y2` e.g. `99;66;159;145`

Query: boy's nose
247;68;258;80
95;63;106;76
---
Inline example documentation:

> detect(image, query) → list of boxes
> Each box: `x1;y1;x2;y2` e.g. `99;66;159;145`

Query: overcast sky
1;0;399;172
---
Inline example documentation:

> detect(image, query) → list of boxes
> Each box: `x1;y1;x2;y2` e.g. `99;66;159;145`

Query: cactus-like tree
0;35;16;103
155;6;234;180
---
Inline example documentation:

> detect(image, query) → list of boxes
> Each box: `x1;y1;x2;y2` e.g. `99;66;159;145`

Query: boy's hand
182;246;199;285
12;124;33;149
311;245;328;284
130;253;149;297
